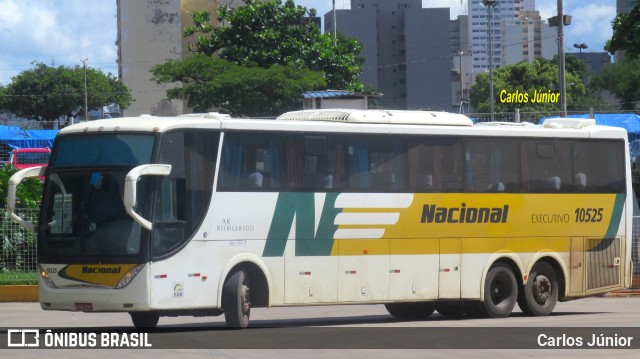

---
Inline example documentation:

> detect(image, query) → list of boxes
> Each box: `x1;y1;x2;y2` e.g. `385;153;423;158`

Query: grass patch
0;271;38;285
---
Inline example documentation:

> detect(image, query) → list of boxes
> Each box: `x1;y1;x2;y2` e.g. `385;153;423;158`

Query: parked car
9;148;51;170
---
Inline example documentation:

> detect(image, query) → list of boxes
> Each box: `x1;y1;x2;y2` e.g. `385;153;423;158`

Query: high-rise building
467;0;536;73
500;10;556;66
116;0;234;116
450;15;472;110
569;52;612;84
617;0;636;13
326;0;452;110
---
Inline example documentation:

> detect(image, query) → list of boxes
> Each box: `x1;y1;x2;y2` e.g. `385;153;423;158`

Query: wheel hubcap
491;278;508;305
241;285;251;315
533;275;551;304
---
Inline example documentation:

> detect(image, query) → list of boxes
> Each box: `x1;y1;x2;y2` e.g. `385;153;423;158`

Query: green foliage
152;55;326;117
183;0;364;90
0;165;42;209
1;62;132;128
469;58;596;113
0;271;37;285
605;0;640;57
590;57;640;110
0;166;40;274
1;208;38;273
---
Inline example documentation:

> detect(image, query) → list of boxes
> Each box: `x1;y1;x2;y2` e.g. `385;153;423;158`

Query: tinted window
152;130;219;257
52;134;154;167
217;132;626;195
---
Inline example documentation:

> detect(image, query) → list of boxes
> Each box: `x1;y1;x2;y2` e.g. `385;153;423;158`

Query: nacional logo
81;266;121;274
421;203;509;224
58;264;139;287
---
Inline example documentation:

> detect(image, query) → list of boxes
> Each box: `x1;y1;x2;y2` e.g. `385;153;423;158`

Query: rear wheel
130;312;159;329
222;268;251;328
385;302;435;320
477;263;518;318
517;261;558;316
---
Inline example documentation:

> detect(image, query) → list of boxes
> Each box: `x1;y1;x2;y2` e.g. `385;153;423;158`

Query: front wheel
477;263;518;318
222;268;251;328
517;261;558;316
130;312;159;329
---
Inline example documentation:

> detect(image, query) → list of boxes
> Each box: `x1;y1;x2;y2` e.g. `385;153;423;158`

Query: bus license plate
74;303;93;311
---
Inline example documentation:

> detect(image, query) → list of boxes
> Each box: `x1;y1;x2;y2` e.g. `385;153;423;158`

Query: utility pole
458;50;464;103
81;59;89;122
557;0;567;117
332;0;337;46
483;0;496;121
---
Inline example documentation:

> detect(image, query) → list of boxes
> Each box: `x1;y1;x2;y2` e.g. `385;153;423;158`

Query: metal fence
0;209;38;285
0;208;638;288
468;110;640;124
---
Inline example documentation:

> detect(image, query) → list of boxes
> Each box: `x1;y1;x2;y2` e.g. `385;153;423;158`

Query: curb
0;285;39;302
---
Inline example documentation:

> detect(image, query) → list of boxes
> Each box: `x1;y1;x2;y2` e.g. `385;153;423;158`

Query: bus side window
525;141;570;192
580;140;625;193
346;137;406;192
369;139;405;191
153;130;218;257
348;140;371;190
408;141;436;192
304;136;346;191
220;133;286;191
438;139;464;192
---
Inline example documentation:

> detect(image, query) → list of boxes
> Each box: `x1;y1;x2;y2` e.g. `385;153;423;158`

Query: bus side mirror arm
124;164;172;231
6;166;46;233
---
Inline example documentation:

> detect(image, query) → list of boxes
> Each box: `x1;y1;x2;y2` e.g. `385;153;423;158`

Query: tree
152;55;326;117
605;0;640;57
590;58;640;110
183;0;364;90
469;58;595;114
0;62;132;128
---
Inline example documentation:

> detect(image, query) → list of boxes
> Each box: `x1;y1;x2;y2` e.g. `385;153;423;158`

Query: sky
0;0;619;86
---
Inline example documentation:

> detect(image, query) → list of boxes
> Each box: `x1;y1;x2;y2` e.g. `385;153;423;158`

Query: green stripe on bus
262;193;340;257
604;193;626;240
298;193;340;256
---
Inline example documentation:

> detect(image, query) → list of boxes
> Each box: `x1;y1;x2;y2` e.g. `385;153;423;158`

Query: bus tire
517;261;558;316
435;301;465;318
222;268;251;328
130;312;159;329
478;263;517;318
385;302;435;320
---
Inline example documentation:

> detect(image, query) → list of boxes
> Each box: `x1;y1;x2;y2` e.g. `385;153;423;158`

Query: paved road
1;296;639;358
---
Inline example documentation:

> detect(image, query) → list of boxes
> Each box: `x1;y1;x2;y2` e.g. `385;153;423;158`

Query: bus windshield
51;134;155;167
38;134;156;262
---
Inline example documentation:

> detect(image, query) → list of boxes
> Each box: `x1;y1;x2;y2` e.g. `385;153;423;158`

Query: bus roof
58;114;224;135
58;111;628;141
275;109;474;126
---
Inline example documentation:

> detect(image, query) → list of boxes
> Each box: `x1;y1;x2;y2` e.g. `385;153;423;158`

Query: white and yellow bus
7;110;633;328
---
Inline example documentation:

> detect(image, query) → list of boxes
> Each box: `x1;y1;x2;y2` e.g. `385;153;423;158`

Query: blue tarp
0;129;57;149
541;113;640;142
0;129;58;161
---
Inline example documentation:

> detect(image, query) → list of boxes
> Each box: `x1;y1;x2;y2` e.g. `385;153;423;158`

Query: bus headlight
38;265;57;288
116;264;145;289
